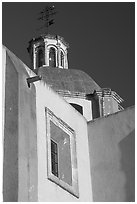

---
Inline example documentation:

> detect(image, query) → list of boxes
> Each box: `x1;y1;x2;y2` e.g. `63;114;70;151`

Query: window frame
46;108;79;198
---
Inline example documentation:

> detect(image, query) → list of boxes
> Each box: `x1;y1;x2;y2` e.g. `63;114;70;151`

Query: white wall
35;81;93;201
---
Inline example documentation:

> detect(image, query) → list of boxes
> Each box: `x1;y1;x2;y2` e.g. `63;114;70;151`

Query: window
60;51;64;67
49;47;56;67
46;108;79;198
51;140;58;177
37;48;44;67
50;121;72;185
70;103;83;115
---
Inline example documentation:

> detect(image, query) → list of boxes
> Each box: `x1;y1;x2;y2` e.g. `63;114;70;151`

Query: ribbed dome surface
37;66;101;95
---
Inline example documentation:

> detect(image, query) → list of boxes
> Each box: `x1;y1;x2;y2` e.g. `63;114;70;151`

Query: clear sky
2;2;135;108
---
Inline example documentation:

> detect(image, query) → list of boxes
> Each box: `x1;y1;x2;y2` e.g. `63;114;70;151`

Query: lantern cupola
27;34;69;71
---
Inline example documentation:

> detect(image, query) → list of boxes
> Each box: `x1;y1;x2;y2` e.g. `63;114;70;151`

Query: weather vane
37;5;57;34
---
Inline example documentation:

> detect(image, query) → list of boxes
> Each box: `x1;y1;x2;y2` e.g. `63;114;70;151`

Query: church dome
35;66;101;97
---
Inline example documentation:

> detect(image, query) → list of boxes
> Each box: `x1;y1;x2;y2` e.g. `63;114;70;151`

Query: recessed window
46;108;79;198
49;47;56;67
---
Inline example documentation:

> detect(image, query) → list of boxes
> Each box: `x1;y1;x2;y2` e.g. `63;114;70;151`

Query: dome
35;66;101;97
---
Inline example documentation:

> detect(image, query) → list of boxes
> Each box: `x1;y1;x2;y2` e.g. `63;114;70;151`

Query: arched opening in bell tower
37;47;45;68
60;50;64;67
49;47;56;67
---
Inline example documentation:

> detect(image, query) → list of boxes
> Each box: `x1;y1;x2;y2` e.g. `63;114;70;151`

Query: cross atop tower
38;5;56;34
27;5;69;71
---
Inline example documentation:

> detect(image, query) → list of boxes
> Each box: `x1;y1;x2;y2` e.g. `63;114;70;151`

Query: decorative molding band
56;90;87;99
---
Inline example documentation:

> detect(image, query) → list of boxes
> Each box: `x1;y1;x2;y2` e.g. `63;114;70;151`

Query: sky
2;2;135;108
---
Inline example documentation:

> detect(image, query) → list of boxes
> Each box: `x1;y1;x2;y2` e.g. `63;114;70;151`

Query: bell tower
27;5;69;71
27;34;69;70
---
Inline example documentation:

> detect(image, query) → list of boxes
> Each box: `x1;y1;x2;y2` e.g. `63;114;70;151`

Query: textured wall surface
119;130;135;201
88;106;135;202
3;47;38;201
35;80;93;201
3;46;93;202
3;45;135;202
18;70;37;201
3;52;18;202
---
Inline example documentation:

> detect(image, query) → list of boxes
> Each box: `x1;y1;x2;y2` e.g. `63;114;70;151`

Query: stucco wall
3;52;19;202
3;45;134;202
119;129;135;201
18;70;37;201
35;80;93;202
3;46;93;202
3;47;38;201
88;106;135;202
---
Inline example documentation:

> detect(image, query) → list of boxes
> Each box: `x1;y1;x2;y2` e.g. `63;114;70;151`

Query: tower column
33;44;36;70
57;45;61;68
64;50;68;69
47;47;50;66
44;40;48;66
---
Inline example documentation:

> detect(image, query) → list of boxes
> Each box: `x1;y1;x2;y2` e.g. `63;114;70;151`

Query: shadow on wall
3;48;38;201
87;106;135;202
3;53;18;201
119;130;135;202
